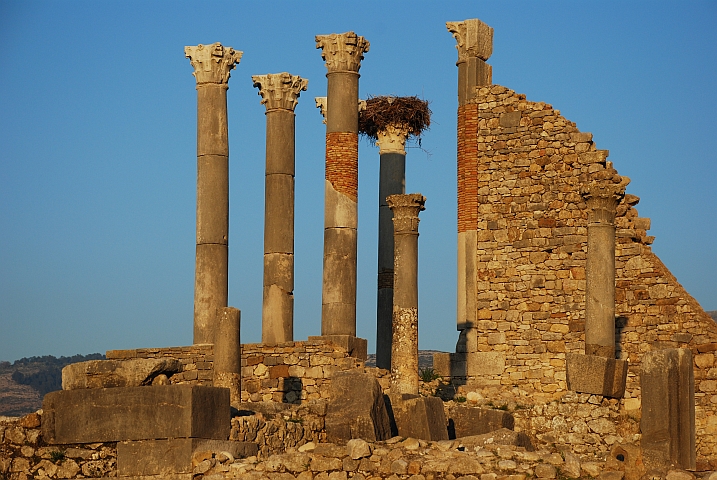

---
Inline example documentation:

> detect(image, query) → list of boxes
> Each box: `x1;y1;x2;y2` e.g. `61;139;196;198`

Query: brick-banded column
253;73;308;345
446;19;493;347
185;43;242;345
387;193;425;395
375;126;408;370
316;32;369;336
581;181;625;358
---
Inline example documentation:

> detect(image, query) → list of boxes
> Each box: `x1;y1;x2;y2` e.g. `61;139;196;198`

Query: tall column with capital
252;73;308;345
581;178;625;358
566;167;629;398
387;193;425;395
446;19;493;353
315;32;369;337
185;43;242;345
375;125;408;369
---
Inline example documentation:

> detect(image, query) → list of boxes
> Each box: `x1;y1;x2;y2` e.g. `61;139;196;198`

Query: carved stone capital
315;97;367;124
315;97;328;124
376;125;410;155
581;182;627;225
185;43;243;85
387;193;426;234
446;19;493;64
315;32;370;73
252;73;308;112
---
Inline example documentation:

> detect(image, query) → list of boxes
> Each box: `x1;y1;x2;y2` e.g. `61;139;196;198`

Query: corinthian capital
376;125;410;155
185;43;243;85
581;179;627;226
315;97;328;124
446;19;493;63
387;193;426;234
252;73;308;112
315;32;370;73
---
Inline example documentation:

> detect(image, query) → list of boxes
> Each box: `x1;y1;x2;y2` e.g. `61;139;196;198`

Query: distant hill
709;311;717;322
0;353;104;417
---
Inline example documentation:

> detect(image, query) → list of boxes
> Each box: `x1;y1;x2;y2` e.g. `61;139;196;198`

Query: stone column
185;43;243;345
214;307;241;406
446;19;492;343
375;126;408;370
315;32;369;337
582;181;625;358
387;193;425;395
252;73;308;345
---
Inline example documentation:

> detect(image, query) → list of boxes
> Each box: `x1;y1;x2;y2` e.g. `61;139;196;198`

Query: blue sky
1;1;715;362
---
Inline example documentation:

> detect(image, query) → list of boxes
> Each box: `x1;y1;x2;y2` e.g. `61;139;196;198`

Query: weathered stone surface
42;385;230;443
117;438;257;476
566;353;628;398
346;438;371;459
325;370;390;442
447;405;514;439
387;394;448;441
62;358;182;390
457;428;533;451
641;348;696;470
308;335;367;361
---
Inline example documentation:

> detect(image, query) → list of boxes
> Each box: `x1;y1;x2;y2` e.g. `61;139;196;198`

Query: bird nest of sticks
358;96;431;141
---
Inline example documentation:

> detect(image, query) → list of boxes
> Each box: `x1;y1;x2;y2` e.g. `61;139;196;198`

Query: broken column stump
566;352;629;398
640;348;696;470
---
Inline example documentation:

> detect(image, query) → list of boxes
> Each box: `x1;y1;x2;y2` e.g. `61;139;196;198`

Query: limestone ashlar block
387;394;448;441
308;335;367;361
565;353;628;398
117;438;257;476
42;385;230;444
640;348;696;470
442;352;505;377
325;370;391;442
62;359;182;390
447;405;514;439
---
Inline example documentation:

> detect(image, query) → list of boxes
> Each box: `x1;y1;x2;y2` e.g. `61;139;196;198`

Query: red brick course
326;132;358;202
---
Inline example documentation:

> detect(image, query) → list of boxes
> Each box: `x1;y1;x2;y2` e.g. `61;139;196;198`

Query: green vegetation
50;449;66;463
419;367;441;382
1;353;105;396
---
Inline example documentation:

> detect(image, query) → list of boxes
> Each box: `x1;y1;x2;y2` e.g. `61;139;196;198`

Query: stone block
308;335;367;361
432;352;451;376
386;394;448;441
447;405;514;438
566;353;628;398
641;348;696;470
62;359;182;390
467;352;505;376
42;385;230;444
117;438;257;476
325;370;391;442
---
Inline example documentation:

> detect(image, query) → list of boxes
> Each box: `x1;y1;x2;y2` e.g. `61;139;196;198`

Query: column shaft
376;153;405;369
186;43;242;345
316;32;369;336
388;194;425;395
253;73;307;345
214;307;241;406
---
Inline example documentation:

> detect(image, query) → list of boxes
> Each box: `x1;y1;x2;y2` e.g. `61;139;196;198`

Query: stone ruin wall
457;84;717;462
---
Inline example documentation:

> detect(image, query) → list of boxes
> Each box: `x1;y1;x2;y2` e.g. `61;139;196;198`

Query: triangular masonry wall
456;84;717;462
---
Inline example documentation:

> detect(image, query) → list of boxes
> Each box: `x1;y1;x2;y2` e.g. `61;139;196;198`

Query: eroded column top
315;97;367;124
315;32;370;73
252;73;308;112
376;125;410;155
581;164;629;224
387;193;426;233
446;18;493;64
185;43;243;85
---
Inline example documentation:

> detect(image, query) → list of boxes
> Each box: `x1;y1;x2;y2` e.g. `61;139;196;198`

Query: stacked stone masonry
456;84;717;464
326;132;359;201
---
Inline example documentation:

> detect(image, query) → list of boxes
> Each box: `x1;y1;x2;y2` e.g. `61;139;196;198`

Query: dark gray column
581;181;624;358
185;43;242;345
375;127;408;370
252;73;308;345
316;32;369;336
387;193;425;395
214;306;241;406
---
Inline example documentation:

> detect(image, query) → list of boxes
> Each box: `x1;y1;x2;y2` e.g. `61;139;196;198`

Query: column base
308;335;367;361
566;352;628;398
